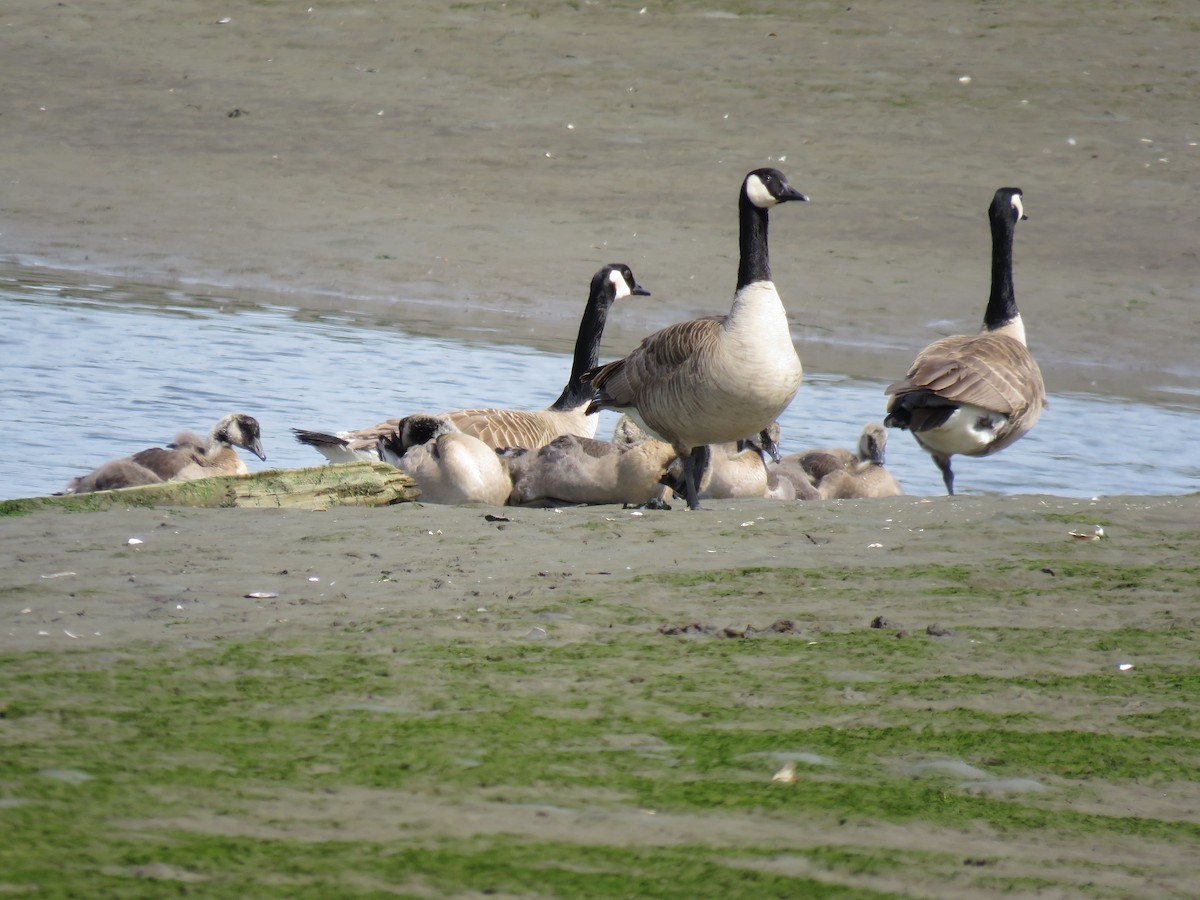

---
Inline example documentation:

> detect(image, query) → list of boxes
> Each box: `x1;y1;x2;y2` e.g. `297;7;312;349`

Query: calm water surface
2;274;1197;500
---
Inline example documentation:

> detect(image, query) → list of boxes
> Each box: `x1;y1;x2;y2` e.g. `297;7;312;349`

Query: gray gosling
64;413;266;494
775;423;902;500
506;434;678;506
693;426;796;501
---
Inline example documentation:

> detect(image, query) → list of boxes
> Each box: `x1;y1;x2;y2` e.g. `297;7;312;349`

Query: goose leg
933;452;955;495
682;445;711;511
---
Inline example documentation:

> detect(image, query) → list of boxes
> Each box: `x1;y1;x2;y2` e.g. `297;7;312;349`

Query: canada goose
63;412;266;494
584;169;807;509
506;433;678;506
817;459;904;500
700;439;797;501
775;423;902;500
671;425;793;501
377;414;512;506
63;458;164;494
787;422;888;483
294;264;649;462
820;424;902;499
884;187;1044;495
767;458;821;501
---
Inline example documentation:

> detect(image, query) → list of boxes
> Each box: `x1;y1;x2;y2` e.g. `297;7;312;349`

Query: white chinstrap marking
744;173;777;208
608;267;632;300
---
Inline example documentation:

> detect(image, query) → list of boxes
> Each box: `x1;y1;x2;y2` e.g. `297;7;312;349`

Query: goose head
858;423;888;466
736;422;783;464
991;187;1027;226
212;413;267;460
400;414;459;447
377;414;459;466
613;414;652;447
983;187;1028;338
743;168;809;208
553;264;651;413
595;263;651;303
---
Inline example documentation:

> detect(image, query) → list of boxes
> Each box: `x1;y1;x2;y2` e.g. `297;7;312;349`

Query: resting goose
797;423;903;500
506;433;678;506
63;412;266;494
377;414;512;506
785;422;888;483
697;438;797;501
62;459;164;494
884;187;1045;495
584;169;807;509
663;425;791;501
294;264;649;462
817;459;904;500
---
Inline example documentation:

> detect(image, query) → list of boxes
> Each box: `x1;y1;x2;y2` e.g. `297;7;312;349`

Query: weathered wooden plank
0;462;419;515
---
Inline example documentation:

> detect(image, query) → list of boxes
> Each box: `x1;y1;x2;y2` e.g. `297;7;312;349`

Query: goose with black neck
584;168;808;509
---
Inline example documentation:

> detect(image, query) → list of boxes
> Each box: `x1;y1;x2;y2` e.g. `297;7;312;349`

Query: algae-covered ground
1;494;1197;897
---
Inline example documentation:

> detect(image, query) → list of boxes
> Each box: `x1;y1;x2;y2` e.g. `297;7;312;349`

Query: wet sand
1;2;1198;894
3;493;1199;895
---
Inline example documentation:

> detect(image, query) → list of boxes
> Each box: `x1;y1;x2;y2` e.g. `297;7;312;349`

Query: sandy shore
2;3;1198;894
4;493;1196;655
2;493;1199;894
2;1;1198;402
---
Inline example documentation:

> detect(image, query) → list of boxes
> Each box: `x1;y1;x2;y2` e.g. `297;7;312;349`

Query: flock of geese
62;169;1045;508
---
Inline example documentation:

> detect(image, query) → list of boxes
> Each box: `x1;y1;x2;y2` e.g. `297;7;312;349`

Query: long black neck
736;193;772;291
983;206;1018;330
550;276;615;411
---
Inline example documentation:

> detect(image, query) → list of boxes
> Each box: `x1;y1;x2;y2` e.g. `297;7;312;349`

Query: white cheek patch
609;268;632;299
745;174;777;208
1011;194;1024;220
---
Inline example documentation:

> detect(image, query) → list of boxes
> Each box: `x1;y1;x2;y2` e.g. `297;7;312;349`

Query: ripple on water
0;278;1197;500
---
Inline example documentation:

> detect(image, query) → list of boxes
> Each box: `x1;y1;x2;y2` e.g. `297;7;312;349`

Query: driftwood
0;462;419;515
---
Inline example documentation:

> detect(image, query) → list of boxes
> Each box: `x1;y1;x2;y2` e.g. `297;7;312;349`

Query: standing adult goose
377;414;512;506
63;412;266;494
884;187;1045;495
583;168;808;509
293;264;649;462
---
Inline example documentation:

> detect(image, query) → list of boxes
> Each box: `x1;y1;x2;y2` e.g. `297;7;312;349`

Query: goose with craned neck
292;264;649;461
584;168;807;509
884;187;1045;495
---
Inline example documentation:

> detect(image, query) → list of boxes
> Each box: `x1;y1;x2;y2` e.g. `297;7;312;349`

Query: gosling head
213;413;267;461
859;422;888;467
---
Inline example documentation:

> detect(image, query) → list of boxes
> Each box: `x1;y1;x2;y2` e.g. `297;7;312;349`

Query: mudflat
2;493;1199;896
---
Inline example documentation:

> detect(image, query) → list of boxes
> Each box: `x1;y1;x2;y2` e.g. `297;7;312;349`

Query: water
2;274;1197;501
